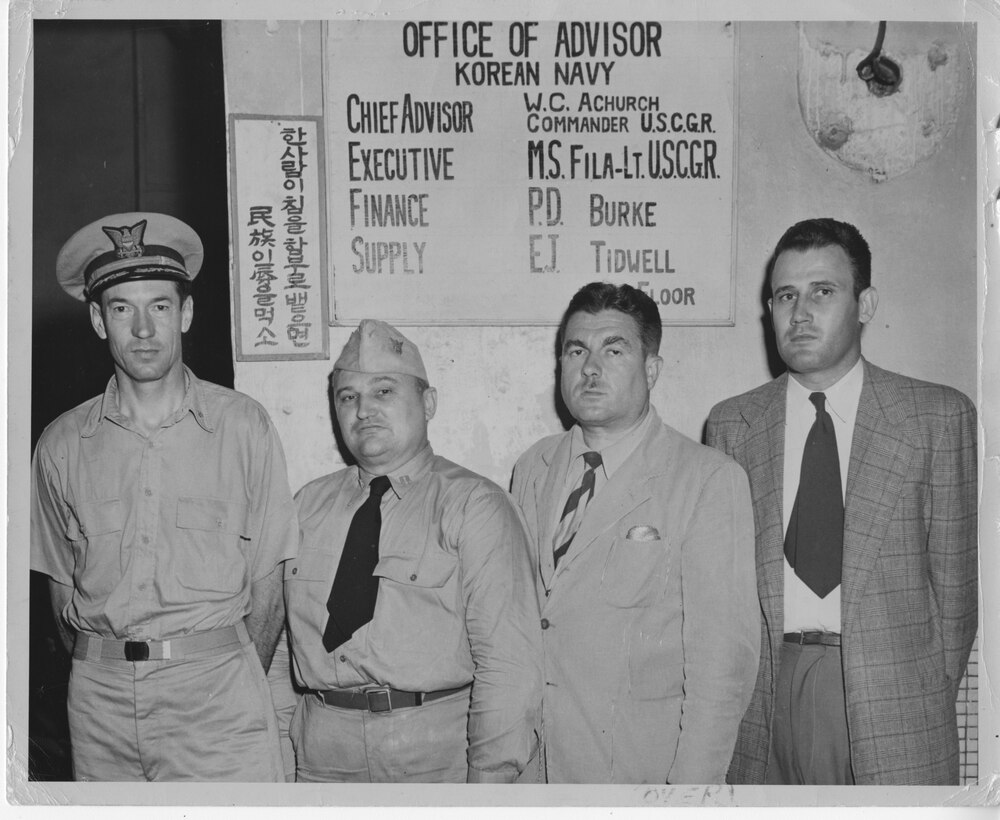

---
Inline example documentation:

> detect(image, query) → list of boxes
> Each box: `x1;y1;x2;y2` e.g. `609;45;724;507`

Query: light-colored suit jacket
511;407;759;783
706;360;978;785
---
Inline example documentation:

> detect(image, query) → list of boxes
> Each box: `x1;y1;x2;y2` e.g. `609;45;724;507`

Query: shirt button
291;567;298;575
339;655;347;662
141;536;150;545
409;574;417;581
144;488;152;497
540;618;550;630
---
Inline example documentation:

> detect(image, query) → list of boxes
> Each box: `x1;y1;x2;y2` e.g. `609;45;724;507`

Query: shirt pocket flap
75;498;123;537
176;497;250;536
375;548;457;588
284;548;329;582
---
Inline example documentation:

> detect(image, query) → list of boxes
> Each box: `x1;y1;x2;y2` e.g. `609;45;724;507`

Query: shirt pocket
374;547;458;589
368;547;460;667
282;549;333;647
599;536;668;608
170;497;250;597
283;548;330;583
74;498;123;538
177;497;250;536
71;498;124;595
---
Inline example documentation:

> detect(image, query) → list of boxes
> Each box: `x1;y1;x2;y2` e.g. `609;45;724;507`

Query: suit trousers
68;631;284;781
765;642;855;785
290;687;471;782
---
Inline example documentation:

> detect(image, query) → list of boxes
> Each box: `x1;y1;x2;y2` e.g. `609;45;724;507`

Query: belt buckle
124;641;150;661
364;686;392;713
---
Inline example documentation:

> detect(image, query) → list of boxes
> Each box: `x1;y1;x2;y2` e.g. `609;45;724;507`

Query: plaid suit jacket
706;360;977;785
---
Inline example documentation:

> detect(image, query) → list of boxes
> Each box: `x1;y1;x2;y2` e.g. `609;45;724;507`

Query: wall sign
325;20;736;326
230;115;330;359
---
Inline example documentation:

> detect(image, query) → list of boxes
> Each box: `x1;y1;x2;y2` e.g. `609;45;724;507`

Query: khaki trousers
290;687;470;782
68;630;284;782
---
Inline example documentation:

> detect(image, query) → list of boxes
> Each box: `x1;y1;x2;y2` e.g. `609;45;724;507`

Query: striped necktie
553;451;603;568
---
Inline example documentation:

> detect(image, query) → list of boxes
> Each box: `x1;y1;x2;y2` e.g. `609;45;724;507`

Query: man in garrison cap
278;320;541;782
30;213;298;781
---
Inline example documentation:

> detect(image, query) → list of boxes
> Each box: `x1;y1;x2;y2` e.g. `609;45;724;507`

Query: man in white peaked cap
31;212;297;781
280;319;541;782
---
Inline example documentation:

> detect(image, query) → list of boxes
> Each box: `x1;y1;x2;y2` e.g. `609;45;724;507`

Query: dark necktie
784;392;844;598
553;451;603;568
322;474;393;652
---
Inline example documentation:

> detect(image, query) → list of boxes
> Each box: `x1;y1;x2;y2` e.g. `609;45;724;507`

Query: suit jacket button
540;618;550;630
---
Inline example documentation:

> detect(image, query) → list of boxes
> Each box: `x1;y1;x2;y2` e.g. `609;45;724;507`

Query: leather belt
73;623;246;662
783;630;841;647
313;684;470;713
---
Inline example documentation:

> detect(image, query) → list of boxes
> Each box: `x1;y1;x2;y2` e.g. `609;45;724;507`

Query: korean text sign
231;116;330;358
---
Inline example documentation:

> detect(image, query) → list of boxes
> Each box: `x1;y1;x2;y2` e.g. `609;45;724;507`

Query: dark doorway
30;19;231;780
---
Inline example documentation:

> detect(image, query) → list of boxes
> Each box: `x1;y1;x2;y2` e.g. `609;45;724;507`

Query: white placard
230;115;330;358
326;20;736;326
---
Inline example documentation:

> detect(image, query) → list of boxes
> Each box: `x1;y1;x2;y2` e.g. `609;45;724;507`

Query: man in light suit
512;282;759;783
707;218;977;785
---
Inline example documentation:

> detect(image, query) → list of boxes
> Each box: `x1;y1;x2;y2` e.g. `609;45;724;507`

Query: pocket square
626;525;660;542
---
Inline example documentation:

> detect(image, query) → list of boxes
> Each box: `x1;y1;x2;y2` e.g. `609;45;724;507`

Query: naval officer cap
334;319;428;381
56;211;204;301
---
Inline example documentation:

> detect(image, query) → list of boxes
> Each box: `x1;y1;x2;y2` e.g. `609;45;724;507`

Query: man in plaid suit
707;218;977;785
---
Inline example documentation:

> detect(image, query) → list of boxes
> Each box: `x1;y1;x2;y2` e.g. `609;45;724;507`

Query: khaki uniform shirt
285;444;542;781
31;368;298;639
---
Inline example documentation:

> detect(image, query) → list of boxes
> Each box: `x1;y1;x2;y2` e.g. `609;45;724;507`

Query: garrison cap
334;319;428;381
56;212;204;301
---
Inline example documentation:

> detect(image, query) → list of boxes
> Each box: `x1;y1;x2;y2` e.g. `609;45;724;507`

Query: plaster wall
223;20;977;493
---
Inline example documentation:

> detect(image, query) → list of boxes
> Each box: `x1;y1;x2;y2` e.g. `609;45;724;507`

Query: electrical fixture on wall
797;22;972;182
856;22;901;97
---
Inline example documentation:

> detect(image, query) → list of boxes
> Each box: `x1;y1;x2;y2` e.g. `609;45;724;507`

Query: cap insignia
390;337;404;355
101;220;148;260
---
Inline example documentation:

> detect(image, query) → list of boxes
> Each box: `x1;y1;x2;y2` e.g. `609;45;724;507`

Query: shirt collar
568;406;655;480
356;442;435;500
81;366;214;437
183;368;216;432
786;357;864;424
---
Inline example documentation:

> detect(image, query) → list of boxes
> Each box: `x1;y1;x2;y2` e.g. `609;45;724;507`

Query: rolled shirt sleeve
247;409;300;580
31;442;76;588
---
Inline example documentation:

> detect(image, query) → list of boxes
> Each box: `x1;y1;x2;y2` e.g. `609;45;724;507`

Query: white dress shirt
782;358;863;632
553;407;655;541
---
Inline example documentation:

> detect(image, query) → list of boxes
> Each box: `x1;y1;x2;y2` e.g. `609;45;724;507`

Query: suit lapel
536;434;573;591
554;468;653;575
840;362;911;627
550;414;662;582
